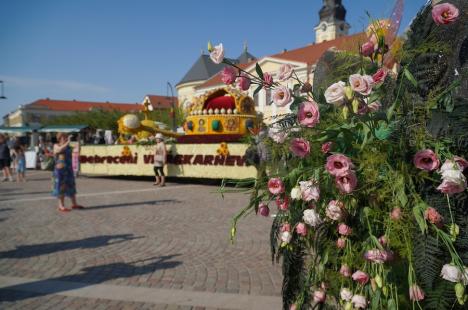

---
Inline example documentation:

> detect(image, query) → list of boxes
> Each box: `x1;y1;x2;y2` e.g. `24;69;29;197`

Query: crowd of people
0;133;27;182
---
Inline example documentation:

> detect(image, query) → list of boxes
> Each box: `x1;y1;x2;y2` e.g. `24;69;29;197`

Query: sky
0;0;429;119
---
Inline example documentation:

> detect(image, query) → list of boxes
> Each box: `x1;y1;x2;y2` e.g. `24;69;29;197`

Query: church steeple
314;0;350;43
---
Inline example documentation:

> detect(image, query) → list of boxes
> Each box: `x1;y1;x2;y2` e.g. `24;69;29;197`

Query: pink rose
335;170;358;194
424;207;444;227
361;41;375;57
299;180;320;202
391;207;402;220
298;101;320;127
258;202;270;217
364;249;394;264
289;305;297;310
221;66;237;85
378;235;388;246
272;85;292;107
432;3;459;25
340;264;352;277
336;237;346;249
296;222;307;236
409;284;425;301
366;101;381;113
352;270;369;285
349;74;374;96
454;156;468;171
276;195;289;211
278;64;293;82
268;125;288;144
372;68;388;84
413;149;440;171
236;73;251;91
321;142;332;154
209;43;224;64
437;179;466;195
325;154;355;176
263;72;273;88
268;177;285;195
281;223;291;232
351;294;367;309
313;290;326;303
338;223;352;236
325;200;345;221
290;138;310;158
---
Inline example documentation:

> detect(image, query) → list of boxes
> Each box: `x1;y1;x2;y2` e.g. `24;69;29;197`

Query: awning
0;126;37;133
38;125;88;133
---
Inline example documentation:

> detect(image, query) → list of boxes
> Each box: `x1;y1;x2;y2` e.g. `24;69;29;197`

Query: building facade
176;0;363;124
3;96;177;127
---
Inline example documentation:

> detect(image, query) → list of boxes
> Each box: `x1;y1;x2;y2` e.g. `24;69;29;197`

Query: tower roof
177;48;256;86
319;0;347;22
177;54;230;86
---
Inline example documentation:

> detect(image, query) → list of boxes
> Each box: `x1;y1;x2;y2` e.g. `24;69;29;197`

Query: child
14;144;26;182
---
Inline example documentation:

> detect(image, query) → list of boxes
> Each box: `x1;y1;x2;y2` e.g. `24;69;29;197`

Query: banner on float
79;143;257;179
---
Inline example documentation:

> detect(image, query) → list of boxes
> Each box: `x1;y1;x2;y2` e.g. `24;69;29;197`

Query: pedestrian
13;144;26;182
52;132;83;212
0;134;13;182
153;133;167;187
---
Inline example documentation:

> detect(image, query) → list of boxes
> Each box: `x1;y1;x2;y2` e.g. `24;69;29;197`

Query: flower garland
215;2;466;309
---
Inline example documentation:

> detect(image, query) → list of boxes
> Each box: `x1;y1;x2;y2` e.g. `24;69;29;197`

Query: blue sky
0;0;428;119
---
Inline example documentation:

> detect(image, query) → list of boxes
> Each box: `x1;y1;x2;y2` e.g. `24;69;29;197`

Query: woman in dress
52;133;83;212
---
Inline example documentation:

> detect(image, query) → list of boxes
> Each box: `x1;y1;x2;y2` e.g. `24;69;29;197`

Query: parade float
79;87;259;179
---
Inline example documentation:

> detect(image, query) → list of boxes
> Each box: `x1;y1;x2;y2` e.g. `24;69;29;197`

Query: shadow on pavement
0;254;182;302
83;199;181;211
0;234;143;259
0;208;13;212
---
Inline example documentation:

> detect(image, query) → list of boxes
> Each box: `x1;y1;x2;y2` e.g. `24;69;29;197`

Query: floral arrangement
215;1;467;309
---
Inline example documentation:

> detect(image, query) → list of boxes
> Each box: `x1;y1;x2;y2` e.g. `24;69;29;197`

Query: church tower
314;0;350;43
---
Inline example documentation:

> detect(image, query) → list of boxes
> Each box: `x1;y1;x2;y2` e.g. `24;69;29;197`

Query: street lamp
0;81;6;99
166;82;176;132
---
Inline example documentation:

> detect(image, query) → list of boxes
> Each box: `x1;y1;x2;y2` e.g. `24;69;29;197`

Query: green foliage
42;108;126;132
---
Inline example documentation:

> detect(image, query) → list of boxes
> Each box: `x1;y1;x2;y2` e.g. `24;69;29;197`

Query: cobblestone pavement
0;171;282;309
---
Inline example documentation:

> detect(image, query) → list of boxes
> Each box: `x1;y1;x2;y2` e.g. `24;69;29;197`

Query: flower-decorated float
217;0;468;309
79;85;259;179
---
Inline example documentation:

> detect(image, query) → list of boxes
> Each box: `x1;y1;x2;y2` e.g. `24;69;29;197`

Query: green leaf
375;121;393;140
403;67;418;87
253;84;262;96
255;63;264;80
413;203;428;234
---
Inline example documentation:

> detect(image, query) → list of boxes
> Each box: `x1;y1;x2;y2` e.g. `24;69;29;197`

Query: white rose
303;209;322;227
351;294;367;309
280;231;292;244
440;160;466;183
325;200;345;221
291;186;302;200
268;125;288;143
210;43;224;64
349;74;373;96
272;85;292;107
441;264;468;285
278;64;293;82
340;288;353;301
324;81;346;105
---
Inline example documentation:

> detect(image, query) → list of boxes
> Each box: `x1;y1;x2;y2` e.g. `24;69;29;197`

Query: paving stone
0;171;282;309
